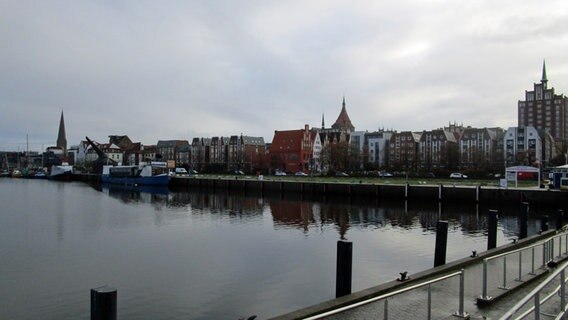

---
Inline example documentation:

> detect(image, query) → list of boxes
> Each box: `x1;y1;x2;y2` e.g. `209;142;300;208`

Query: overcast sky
1;0;567;152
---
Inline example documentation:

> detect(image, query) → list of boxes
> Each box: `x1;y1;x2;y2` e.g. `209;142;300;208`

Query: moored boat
11;169;23;178
49;163;73;181
102;162;170;186
33;168;48;179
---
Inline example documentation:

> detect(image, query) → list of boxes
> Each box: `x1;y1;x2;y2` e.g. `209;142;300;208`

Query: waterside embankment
166;176;565;206
71;173;565;206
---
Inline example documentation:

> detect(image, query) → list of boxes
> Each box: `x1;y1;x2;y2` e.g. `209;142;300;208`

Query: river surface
0;178;553;319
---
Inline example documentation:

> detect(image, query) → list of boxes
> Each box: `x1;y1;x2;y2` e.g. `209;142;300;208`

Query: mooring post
91;286;117;320
519;202;529;239
434;221;448;267
488;210;498;250
336;240;353;298
541;215;549;232
476;185;481;203
557;209;565;230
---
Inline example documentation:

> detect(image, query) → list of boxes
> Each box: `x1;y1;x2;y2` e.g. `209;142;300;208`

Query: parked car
449;172;468;179
234;170;245;175
174;167;189;176
295;171;308;176
378;171;393;177
275;170;286;176
335;171;349;177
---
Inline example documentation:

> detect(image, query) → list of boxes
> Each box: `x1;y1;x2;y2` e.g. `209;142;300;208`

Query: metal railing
480;230;568;301
303;269;469;320
499;260;568;320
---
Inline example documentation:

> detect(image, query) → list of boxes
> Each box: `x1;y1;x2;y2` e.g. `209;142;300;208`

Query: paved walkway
325;246;567;319
270;230;568;320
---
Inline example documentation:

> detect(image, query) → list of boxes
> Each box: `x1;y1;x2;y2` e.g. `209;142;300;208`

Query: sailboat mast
26;134;29;168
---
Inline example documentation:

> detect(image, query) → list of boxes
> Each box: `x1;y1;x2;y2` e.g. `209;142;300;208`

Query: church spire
321;113;325;129
541;60;548;87
56;110;67;152
332;96;355;133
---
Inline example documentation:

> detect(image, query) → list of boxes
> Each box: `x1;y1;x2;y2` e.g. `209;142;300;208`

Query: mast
26;134;29;168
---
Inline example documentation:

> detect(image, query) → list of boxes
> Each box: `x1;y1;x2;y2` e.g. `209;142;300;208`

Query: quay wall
71;174;565;206
168;176;565;206
71;173;101;183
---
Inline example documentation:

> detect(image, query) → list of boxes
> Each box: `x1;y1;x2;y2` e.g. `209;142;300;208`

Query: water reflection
3;179;562;319
93;183;550;240
101;183;169;204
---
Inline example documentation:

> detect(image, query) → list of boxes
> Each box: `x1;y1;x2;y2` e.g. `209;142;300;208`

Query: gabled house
269;125;312;173
310;130;322;172
504;126;556;167
209;136;226;165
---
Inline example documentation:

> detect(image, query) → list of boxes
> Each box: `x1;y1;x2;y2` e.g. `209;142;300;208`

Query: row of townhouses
5;63;565;175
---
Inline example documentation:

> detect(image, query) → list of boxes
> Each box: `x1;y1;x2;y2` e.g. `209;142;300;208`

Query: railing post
517;251;523;281
384;299;389;320
488;210;498;250
560;235;563;259
427;284;432;320
91;286;117;320
481;259;490;300
535;292;541;320
499;256;509;289
336;240;353;298
561;270;566;320
552;238;556;260
434;221;449;267
454;269;469;318
543;242;547;268
531;246;536;275
520;202;529;239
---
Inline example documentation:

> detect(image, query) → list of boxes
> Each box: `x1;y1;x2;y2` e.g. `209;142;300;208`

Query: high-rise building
518;61;568;147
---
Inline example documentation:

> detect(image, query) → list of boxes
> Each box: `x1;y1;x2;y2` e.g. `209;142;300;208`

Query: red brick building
269;125;313;173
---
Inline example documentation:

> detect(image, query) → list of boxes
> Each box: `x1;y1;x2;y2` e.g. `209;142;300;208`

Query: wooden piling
487;210;498;250
434;221;448;267
519;202;529;239
91;286;117;320
336;240;353;298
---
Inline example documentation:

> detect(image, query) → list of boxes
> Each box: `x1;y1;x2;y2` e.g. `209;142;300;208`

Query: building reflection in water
98;184;551;240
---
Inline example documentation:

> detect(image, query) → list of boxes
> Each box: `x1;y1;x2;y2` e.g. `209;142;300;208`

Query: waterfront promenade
270;228;568;320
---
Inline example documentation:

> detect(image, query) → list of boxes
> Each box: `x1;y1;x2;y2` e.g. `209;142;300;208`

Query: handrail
480;230;568;301
499;260;568;320
486;231;565;263
303;270;465;320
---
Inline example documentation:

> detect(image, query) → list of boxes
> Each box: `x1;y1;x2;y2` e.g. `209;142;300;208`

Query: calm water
0;179;549;319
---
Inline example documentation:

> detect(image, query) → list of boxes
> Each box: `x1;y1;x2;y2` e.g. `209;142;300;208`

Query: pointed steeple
332;96;355;133
321;113;325;129
541;60;548;89
56;111;67;152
